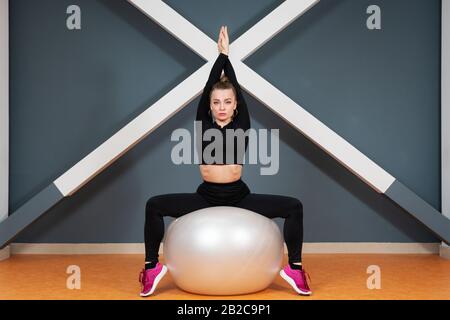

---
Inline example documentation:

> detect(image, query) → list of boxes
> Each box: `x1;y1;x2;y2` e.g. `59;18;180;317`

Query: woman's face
210;88;237;123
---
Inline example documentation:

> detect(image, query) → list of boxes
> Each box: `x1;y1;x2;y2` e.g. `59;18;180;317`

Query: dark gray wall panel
9;0;441;243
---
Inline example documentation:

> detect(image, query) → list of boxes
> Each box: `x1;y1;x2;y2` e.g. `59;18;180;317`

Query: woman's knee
289;197;303;217
145;195;166;216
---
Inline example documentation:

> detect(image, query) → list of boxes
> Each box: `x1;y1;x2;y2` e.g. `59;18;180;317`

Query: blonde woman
139;26;311;297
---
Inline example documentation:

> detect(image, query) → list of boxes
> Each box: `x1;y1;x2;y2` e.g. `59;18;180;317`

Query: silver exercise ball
163;206;284;295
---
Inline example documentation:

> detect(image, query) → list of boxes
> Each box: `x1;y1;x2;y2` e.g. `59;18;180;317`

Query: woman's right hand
218;26;229;56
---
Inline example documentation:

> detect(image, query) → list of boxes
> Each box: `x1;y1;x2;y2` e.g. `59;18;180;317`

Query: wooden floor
1;254;449;300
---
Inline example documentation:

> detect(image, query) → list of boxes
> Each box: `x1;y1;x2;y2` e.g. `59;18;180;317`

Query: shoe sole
140;265;168;297
279;270;312;296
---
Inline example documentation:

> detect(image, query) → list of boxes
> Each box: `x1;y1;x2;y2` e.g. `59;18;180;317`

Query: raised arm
196;53;228;122
197;26;250;130
224;57;250;130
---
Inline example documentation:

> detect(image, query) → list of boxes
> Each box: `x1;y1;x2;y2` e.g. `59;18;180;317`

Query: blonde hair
209;75;238;103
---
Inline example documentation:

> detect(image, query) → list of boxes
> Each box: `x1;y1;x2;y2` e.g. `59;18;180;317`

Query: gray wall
443;0;449;250
1;0;8;224
443;0;450;220
10;0;441;243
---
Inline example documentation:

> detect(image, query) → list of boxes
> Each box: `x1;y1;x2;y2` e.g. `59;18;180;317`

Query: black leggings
144;179;304;264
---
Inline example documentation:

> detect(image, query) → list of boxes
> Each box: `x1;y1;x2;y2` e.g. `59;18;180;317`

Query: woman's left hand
218;26;229;56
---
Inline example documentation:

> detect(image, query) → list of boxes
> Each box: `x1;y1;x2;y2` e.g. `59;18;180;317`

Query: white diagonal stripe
232;59;395;193
231;0;320;61
128;0;216;60
54;63;213;196
54;0;395;197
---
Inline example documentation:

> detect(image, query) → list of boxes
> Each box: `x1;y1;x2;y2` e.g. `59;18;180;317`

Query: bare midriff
199;164;242;183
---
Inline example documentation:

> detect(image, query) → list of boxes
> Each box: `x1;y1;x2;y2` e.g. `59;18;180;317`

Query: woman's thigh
234;193;302;219
147;193;212;218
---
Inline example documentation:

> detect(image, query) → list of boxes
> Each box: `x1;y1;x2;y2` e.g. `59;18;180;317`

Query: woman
139;26;311;297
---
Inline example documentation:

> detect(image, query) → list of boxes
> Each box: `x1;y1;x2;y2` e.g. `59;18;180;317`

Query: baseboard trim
10;243;146;255
0;245;10;261
439;244;450;259
9;242;440;255
302;242;439;254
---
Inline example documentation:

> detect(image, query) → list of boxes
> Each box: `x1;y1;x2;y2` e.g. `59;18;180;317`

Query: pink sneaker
279;264;312;295
139;262;168;297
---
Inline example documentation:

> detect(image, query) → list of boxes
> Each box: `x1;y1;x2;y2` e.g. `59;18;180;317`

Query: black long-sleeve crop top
196;53;251;165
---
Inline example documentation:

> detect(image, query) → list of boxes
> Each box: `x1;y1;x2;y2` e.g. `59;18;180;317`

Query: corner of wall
0;245;10;261
439;244;450;259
